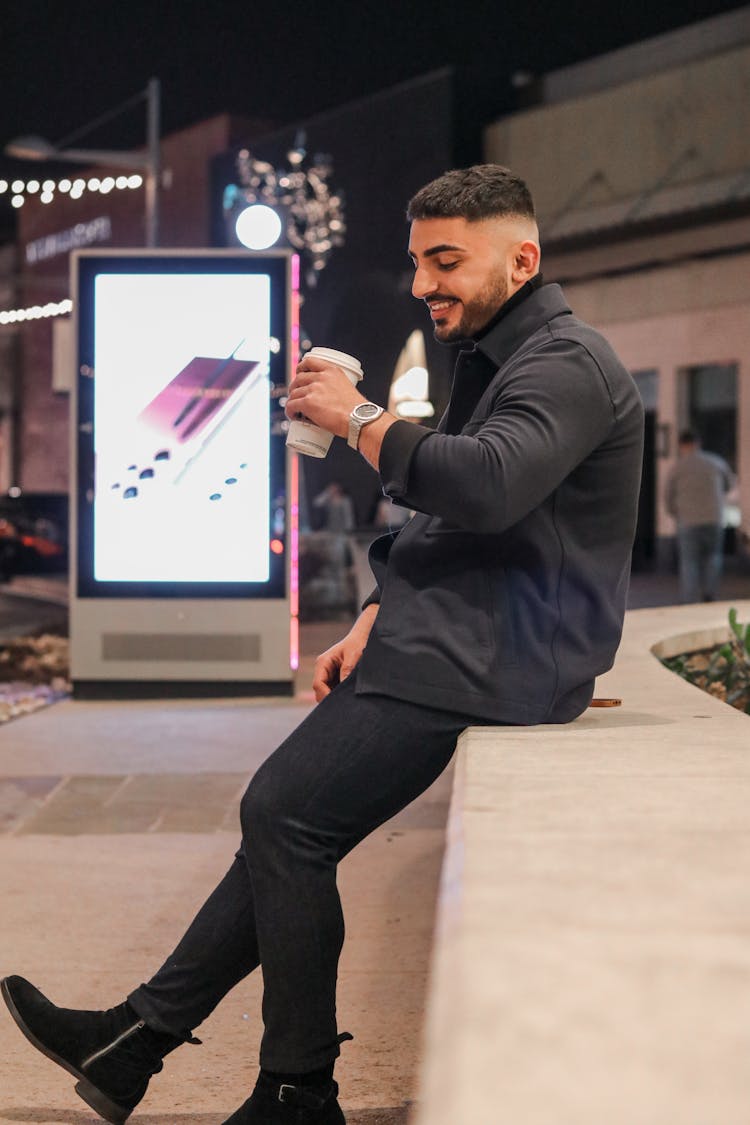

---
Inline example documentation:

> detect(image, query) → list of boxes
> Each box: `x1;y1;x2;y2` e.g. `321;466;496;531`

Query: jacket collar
472;282;571;370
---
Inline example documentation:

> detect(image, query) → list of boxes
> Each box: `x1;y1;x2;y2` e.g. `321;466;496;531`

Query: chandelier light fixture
225;132;346;285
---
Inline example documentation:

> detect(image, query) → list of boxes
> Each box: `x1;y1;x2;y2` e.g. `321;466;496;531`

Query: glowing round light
11;195;24;208
235;204;283;250
270;539;284;555
12;180;24;193
59;179;72;193
42;179;55;192
115;175;128;189
88;177;101;191
26;180;40;193
0;180;7;193
40;192;54;204
99;176;115;194
127;174;143;189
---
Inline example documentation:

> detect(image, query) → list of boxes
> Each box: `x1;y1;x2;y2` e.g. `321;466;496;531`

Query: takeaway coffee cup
286;347;364;457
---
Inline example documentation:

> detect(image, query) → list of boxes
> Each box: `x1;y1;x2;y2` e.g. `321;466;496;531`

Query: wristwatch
348;401;384;450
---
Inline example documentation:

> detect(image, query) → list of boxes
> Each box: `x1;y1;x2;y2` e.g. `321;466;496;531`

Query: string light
0;298;73;325
5;173;143;207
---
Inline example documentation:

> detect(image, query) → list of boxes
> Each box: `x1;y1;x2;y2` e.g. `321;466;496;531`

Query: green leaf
729;606;743;642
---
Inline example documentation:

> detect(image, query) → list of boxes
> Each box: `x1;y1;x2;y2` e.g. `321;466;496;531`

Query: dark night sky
1;0;746;187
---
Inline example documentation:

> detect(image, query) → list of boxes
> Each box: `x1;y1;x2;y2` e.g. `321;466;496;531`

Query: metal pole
145;78;161;247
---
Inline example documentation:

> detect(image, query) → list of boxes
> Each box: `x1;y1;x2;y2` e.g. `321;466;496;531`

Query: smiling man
409;211;539;343
1;166;643;1125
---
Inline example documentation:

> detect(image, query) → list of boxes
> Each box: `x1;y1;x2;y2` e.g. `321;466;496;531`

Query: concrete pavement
0;614;448;1124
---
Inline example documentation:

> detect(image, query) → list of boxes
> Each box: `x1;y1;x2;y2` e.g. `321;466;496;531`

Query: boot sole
0;976;130;1125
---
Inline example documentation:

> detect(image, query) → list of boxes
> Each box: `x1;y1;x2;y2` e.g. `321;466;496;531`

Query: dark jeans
128;670;477;1072
677;523;724;602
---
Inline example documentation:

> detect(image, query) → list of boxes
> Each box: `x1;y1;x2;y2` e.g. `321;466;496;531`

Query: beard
432;269;509;343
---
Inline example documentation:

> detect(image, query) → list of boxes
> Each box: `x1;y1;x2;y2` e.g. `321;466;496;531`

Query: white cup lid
307;347;363;379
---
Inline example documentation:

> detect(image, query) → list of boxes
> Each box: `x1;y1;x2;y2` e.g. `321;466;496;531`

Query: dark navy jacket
356;283;644;724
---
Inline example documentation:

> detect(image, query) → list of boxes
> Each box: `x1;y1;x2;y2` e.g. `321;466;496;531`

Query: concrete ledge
414;600;750;1125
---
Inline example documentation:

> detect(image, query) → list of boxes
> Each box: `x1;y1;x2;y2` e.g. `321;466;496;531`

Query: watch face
355;403;381;420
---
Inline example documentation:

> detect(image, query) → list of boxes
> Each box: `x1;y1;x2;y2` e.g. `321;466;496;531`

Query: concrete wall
415;599;750;1125
0;243;18;489
485;41;750;226
563;255;749;539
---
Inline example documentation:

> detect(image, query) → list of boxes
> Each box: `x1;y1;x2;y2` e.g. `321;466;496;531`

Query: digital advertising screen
74;251;293;599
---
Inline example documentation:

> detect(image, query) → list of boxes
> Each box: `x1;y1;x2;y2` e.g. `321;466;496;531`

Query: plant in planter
662;607;750;714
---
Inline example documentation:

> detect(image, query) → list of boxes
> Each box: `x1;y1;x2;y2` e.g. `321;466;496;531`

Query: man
1;165;644;1124
665;430;735;602
312;480;356;607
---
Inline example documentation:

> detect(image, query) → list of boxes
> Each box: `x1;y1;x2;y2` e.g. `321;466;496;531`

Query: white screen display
92;272;273;583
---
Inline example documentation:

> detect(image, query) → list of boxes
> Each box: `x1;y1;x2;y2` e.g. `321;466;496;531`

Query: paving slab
0;619;451;1122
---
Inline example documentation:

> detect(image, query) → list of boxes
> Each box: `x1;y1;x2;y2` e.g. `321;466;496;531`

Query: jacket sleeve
378;339;620;534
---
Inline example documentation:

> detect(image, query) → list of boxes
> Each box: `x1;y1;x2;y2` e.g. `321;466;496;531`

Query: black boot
1;975;197;1124
222;1071;346;1124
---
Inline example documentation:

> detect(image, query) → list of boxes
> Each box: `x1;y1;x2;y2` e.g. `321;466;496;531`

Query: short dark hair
407;164;535;223
679;430;700;446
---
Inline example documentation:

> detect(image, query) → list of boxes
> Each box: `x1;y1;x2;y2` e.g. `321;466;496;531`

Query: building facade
0;113;263;493
485;6;750;566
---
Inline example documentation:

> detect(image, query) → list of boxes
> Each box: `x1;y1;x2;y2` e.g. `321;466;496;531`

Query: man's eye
438;261;459;271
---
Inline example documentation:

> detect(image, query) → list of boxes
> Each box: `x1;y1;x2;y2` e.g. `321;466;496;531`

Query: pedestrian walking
665;430;735;602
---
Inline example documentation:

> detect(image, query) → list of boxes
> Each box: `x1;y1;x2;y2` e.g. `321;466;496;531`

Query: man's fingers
312;679;331;702
312;650;341;700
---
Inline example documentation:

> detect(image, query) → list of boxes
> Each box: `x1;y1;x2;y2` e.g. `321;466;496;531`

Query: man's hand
286;355;396;468
312;603;379;702
286;356;365;438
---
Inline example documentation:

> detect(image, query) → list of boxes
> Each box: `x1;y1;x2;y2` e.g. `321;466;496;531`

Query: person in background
313;482;356;608
313;481;355;534
665;430;736;602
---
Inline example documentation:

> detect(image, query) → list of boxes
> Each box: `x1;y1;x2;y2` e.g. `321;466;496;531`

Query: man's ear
511;240;541;284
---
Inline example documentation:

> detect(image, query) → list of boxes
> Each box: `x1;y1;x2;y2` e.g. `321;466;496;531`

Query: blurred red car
0;492;68;582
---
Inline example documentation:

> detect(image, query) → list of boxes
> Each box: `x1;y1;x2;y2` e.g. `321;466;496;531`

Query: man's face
408;215;537;342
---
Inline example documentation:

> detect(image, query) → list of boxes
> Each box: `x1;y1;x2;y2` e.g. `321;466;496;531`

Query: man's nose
411;266;436;299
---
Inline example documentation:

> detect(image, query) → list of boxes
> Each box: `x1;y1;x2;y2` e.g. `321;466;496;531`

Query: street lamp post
4;78;161;247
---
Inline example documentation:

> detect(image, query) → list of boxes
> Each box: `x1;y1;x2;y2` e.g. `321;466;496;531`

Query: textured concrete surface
415;600;750;1125
0;619;446;1124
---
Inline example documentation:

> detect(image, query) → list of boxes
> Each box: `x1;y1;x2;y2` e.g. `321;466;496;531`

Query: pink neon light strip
289;255;300;672
290;452;299;671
